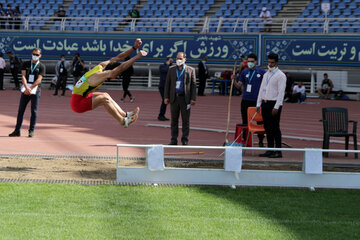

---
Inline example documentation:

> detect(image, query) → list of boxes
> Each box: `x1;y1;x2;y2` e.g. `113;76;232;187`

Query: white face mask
176;59;184;66
248;62;255;69
268;65;276;71
32;55;40;61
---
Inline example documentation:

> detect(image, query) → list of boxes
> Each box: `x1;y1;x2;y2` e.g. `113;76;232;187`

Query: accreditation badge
28;74;35;83
246;84;252;92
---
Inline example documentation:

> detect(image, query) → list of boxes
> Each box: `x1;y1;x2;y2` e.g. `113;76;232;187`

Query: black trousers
158;86;167;117
122;76;132;99
198;76;206;95
261;101;282;148
54;75;67;95
170;95;190;143
15;92;41;132
0;69;4;89
11;68;20;88
241;99;264;143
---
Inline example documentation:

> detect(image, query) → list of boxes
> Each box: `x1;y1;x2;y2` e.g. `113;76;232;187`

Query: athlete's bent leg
92;92;126;125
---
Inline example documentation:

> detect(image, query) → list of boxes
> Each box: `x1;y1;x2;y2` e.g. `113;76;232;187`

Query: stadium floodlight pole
223;61;237;146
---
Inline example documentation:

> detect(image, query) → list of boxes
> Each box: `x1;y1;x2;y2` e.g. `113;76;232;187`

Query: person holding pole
232;53;265;147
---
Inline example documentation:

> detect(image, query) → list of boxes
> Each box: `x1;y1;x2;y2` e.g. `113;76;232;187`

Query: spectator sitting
13;6;21;30
317;73;333;99
5;4;13;29
290;81;306;103
129;9;140;18
55;6;66;21
259;7;272;32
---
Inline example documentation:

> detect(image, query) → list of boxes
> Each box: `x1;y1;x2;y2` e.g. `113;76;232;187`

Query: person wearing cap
259;7;272;32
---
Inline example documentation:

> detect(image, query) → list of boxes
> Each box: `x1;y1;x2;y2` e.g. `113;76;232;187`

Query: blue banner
0;32;258;64
262;36;360;66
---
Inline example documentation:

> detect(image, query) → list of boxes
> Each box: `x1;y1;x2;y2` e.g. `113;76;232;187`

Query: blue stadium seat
349;2;357;9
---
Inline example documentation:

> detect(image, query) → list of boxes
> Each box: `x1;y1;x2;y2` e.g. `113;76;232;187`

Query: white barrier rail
13;16;360;34
116;144;360;189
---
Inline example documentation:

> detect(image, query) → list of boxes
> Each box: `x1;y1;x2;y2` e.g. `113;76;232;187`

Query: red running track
0;89;359;164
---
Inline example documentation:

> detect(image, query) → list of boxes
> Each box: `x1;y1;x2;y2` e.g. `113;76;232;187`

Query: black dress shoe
268;151;282;158
158;116;169;121
169;141;177;145
182;140;188;145
9;130;20;137
259;151;273;157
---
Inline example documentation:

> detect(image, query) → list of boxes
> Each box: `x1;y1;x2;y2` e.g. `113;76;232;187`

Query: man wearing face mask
9;48;46;138
158;57;173;121
164;52;196;145
256;53;286;158
232;53;266;147
53;54;70;96
197;56;208;96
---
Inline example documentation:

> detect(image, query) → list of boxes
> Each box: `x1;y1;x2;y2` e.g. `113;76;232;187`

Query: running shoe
123;111;139;128
127;107;140;118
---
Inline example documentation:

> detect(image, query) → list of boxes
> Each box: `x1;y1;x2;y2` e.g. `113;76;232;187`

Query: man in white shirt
256;53;286;158
259;7;272;32
0;52;5;90
290;81;306;103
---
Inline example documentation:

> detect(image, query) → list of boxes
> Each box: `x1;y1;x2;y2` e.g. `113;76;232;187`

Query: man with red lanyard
256;53;286;158
9;48;46;137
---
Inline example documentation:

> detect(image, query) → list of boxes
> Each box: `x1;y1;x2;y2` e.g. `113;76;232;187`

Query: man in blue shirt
232;53;266;146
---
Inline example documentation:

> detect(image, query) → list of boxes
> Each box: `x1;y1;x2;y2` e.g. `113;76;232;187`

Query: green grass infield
0;183;359;239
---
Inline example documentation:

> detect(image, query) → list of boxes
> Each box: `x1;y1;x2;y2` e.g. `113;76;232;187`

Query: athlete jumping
70;38;147;127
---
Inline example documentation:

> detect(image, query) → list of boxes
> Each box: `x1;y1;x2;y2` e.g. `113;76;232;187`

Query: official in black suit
164;52;197;145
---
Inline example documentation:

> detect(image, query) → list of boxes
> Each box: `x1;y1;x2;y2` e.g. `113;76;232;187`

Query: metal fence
9;16;360;34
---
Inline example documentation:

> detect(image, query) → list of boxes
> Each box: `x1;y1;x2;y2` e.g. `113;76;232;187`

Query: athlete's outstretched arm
111;38;142;62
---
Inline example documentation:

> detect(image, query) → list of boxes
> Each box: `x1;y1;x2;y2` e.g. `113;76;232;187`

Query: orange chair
245;107;266;154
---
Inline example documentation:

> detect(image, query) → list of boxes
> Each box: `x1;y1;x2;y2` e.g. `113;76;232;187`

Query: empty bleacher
2;0;360;33
288;0;360;33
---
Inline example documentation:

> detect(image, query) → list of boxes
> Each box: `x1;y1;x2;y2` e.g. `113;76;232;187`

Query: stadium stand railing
9;16;360;33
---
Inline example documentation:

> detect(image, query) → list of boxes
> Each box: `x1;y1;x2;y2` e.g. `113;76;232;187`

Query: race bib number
75;76;86;88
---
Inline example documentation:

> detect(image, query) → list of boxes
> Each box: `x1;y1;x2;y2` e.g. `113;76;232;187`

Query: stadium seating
3;0;360;33
210;0;287;33
289;0;360;33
